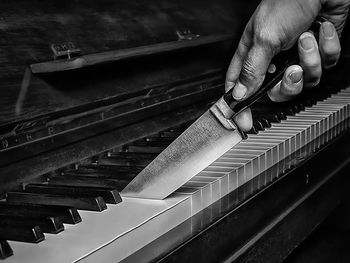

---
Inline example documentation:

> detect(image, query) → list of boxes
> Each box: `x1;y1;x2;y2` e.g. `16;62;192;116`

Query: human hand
226;0;350;131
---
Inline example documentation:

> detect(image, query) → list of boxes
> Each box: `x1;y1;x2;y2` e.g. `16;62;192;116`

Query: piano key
258;117;272;128
142;136;175;143
106;152;157;160
0;226;44;243
182;181;212;208
190;176;221;201
0;203;81;224
77;164;144;173
0;215;64;234
99;156;153;167
248;125;259;134
254;120;265;131
6;192;107;212
198;170;235;194
175;187;202;215
64;167;139;181
48;175;129;191
125;145;166;153
159;131;182;138
196;173;230;197
129;140;171;148
0;240;13;260
25;184;122;205
225;150;266;187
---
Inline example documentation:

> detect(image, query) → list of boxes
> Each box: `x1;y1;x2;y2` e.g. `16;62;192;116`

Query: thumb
231;44;275;101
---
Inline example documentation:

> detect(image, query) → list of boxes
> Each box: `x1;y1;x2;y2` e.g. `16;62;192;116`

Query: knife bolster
209;97;237;131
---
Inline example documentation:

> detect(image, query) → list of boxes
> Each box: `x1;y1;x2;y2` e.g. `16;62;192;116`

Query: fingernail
289;69;303;83
232;82;247;100
300;34;314;52
322;22;335;39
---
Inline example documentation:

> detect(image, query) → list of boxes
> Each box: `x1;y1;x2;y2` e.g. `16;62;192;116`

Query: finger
231;44;275;101
319;21;341;69
233;108;252;132
298;32;322;88
225;25;252;92
268;65;303;102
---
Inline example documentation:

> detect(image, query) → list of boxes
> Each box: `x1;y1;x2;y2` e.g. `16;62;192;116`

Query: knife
121;19;324;199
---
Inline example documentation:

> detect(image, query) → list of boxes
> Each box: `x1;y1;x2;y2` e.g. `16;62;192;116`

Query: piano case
1;0;350;262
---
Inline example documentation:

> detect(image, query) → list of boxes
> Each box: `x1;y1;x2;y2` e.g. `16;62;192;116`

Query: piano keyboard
2;85;350;262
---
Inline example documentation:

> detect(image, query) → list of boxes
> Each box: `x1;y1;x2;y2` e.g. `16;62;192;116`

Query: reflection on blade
121;110;242;199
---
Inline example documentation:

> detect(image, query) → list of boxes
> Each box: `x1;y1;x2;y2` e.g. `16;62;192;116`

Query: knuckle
253;27;280;51
306;67;322;80
302;57;321;73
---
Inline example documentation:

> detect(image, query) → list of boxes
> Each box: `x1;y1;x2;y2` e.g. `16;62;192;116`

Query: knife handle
223;17;326;116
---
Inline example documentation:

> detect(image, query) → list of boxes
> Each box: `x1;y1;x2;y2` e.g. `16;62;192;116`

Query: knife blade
121;19;324;199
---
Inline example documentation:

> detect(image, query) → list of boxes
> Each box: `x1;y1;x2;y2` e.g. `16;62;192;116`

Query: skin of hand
226;0;350;132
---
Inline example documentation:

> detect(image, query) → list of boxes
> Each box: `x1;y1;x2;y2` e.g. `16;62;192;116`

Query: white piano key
7;195;191;263
197;172;230;197
182;181;212;210
190;176;221;203
175;187;203;215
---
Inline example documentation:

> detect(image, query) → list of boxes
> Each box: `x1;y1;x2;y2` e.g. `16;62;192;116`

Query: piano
1;0;350;262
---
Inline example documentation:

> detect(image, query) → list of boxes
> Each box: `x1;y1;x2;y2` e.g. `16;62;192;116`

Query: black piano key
25;184;122;205
0;226;44;243
159;131;182;138
104;152;156;166
143;138;175;143
247;126;259;135
73;164;142;178
63;170;137;182
275;111;286;120
131;140;171;147
0;215;64;234
253;121;264;131
79;164;144;172
48;175;129;191
107;152;157;160
0;203;81;224
125;145;166;153
303;98;316;107
6;192;107;212
98;157;150;167
0;240;13;259
259;118;271;128
253;111;280;123
295;102;305;111
288;104;299;114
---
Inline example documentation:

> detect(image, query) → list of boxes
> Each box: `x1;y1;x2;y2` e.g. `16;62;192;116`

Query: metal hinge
176;29;200;41
51;42;81;60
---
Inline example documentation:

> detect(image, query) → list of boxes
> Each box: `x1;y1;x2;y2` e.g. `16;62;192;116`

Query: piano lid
0;0;260;129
